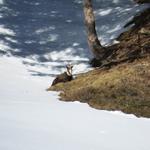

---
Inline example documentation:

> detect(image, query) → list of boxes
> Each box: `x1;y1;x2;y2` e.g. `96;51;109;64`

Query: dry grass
48;9;150;117
48;57;150;118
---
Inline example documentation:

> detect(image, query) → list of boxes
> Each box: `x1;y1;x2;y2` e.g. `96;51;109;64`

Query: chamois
51;64;73;86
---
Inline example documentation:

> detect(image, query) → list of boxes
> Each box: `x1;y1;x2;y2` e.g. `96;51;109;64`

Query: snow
0;54;150;150
0;0;149;61
0;0;4;5
0;25;15;36
0;0;150;149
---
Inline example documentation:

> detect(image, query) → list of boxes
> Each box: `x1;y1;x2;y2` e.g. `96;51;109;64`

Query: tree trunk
83;0;105;59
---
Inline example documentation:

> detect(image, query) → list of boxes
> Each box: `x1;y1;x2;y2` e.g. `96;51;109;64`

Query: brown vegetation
48;57;150;118
47;7;150;118
91;8;150;67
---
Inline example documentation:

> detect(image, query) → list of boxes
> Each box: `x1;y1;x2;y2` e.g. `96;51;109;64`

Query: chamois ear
71;65;73;68
66;65;69;69
66;64;73;68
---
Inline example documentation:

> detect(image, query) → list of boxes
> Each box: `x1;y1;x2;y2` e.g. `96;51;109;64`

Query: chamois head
66;64;73;76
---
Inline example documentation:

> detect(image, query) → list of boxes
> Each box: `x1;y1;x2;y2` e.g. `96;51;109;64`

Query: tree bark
83;0;105;59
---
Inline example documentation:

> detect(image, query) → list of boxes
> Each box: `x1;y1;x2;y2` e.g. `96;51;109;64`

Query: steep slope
1;56;150;150
48;6;150;118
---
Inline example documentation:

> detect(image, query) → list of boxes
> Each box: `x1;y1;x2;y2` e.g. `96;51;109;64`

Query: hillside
48;7;150;118
1;1;150;150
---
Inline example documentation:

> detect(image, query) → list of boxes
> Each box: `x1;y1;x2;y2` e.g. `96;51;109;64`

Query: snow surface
0;54;150;150
0;0;4;5
0;0;150;150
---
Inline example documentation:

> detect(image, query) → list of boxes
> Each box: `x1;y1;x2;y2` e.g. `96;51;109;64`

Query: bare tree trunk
83;0;105;59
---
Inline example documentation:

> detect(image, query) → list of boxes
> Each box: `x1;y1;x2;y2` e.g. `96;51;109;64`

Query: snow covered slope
0;55;150;150
0;0;150;150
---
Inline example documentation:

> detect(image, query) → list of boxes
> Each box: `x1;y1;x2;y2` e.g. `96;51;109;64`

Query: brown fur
51;64;73;86
51;72;73;86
